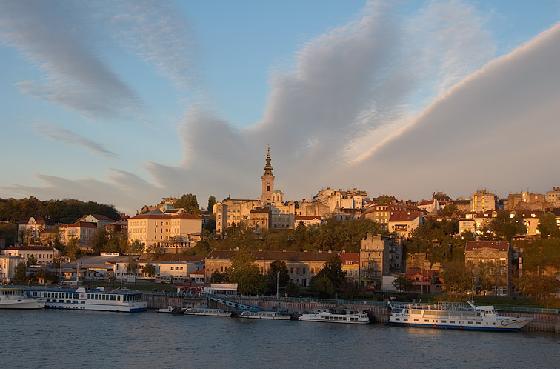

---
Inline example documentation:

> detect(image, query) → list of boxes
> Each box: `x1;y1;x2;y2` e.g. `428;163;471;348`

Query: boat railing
389;301;476;312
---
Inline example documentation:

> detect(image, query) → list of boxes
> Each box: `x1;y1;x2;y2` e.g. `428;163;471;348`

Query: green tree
14;262;27;283
207;196;217;212
143;263;156;277
489;210;526;241
538;212;560;239
91;229;108;254
310;256;346;298
65;238;82;261
442;260;472;294
127;257;139;274
26;255;37;267
227;251;266;295
517;274;560;300
127;240;145;255
173;194;200;214
210;271;229;283
392;275;413;292
265;260;290;295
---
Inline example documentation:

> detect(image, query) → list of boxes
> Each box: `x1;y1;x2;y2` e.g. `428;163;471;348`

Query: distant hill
0;197;120;224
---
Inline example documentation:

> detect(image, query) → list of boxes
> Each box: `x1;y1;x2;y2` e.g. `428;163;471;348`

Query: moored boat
157;306;186;314
184;307;232;317
0;287;44;310
298;309;370;324
239;310;291;320
388;301;532;331
26;287;146;313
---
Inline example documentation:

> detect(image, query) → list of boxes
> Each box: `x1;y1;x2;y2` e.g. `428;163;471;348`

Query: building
546;187;560;208
340;252;360;281
18;217;46;244
294;215;322;227
511;211;542;237
247;208;271;233
505;192;547;211
362;204;408;226
417;199;440;214
471;189;497;213
359;234;390;288
458;218;476;234
127;211;202;251
388;211;424;238
464;241;511;296
204;250;335;287
0;255;23;283
405;253;442;293
59;221;98;246
2;246;60;265
78;214;115;229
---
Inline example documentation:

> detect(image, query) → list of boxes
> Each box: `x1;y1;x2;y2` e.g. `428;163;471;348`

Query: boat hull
44;302;147;313
0;300;45;310
388;321;522;332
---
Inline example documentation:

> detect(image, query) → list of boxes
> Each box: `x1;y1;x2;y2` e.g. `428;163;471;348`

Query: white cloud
33;123;118;158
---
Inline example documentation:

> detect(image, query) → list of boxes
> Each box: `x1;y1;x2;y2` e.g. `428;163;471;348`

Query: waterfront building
387;211;424;239
18;217;45;244
1;246;59;265
127;211;202;251
340;252;360;281
471;189;497;213
204;250;335;287
464;241;511;296
359;233;394;288
0;255;23;283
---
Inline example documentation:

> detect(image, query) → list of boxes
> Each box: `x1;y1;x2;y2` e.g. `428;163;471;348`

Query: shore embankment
143;293;560;333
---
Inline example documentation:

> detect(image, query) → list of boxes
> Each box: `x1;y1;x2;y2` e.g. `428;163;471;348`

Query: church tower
261;146;275;204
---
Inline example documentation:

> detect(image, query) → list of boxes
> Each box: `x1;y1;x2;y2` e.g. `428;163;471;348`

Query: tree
310;256;346;298
516;274;560;300
91;229;108;254
265;260;290;295
207;196;217;212
65;238;82;261
173;194;200;214
14;262;27;283
143;263;156;277
128;240;145;255
442;260;472;294
489;210;526;241
210;271;229;283
538;212;560;239
392;275;412;292
227;251;266;295
26;255;37;267
127;257;139;274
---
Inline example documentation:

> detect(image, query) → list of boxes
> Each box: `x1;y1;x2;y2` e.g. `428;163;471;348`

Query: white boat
184;307;232;317
388;301;532;331
0;287;44;310
26;287;147;313
298;309;370;324
240;310;291;320
157;306;186;314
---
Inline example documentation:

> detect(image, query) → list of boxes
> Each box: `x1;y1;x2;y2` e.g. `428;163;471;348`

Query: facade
127;211;202;251
18;217;46;244
2;246;60;264
388;211;424;239
204;250;334;287
294;215;322;227
362;204;407;226
471;190;497;213
511;211;542;237
247;208;271;233
458;219;476;234
59;221;98;246
78;214;115;229
546;187;560;208
359;233;390;288
465;241;511;296
417;199;441;214
340;252;360;281
0;255;23;283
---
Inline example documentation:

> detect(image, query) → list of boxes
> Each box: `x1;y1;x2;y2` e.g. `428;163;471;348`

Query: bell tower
261;146;275;204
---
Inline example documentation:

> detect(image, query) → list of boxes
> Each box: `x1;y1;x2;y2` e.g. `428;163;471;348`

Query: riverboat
157;306;186;314
298;309;370;324
184;307;232;317
26;287;147;313
0;287;45;309
388;301;532;331
239;311;291;320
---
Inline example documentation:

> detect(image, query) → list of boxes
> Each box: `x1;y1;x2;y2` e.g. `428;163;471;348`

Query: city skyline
1;1;560;213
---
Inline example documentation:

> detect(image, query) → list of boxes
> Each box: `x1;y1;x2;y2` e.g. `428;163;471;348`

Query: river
1;310;559;369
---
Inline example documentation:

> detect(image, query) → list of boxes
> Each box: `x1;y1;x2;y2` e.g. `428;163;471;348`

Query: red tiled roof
339;252;359;263
130;213;201;220
465;241;509;252
295;215;322;220
389;211;422;222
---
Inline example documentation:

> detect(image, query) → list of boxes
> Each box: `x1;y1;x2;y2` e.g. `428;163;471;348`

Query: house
465;241;511;296
388;211;424;238
78;214;115;229
59;221;98;246
360;234;392;288
340;252;360;281
471;189;497;213
294;215;322;227
18;217;46;244
0;255;24;283
2;246;60;265
417;199;440;214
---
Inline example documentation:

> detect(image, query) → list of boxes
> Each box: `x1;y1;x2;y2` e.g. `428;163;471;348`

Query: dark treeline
0;197;120;224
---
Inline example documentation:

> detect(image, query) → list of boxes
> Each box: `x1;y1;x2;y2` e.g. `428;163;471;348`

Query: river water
1;310;558;369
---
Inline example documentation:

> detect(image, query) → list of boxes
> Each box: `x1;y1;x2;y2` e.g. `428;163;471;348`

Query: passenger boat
26;287;147;313
184;307;232;317
239;311;291;320
388;301;532;331
298;309;370;324
157;306;186;314
0;287;45;309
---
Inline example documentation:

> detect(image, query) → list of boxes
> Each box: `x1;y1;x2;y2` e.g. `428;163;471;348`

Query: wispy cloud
0;0;141;119
34;123;118;158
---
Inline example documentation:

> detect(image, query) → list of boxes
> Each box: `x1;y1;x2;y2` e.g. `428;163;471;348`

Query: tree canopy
173;194;200;214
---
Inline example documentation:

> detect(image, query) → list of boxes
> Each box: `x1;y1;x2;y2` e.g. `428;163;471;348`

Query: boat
0;287;45;309
26;287;147;313
239;310;291;320
157;306;186;314
184;307;232;317
388;301;532;331
298;309;370;324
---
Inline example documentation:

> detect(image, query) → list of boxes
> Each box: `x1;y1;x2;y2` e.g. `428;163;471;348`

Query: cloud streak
34;123;118;158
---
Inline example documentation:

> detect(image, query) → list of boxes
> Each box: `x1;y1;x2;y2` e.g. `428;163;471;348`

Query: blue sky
0;0;559;212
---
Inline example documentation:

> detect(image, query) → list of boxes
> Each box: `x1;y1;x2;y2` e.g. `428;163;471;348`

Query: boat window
476;322;481;325
468;322;473;324
424;319;429;322
450;321;455;324
441;320;447;323
413;319;419;322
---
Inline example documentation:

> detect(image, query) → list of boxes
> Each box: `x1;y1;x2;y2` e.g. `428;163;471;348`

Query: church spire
263;145;273;176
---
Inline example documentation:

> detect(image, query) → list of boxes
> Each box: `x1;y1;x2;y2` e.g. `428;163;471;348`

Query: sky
0;0;559;213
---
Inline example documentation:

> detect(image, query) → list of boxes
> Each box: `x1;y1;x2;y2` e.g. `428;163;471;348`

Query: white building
2;246;60;265
0;255;23;283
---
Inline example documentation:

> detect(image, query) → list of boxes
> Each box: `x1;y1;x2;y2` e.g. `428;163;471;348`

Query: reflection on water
0;310;558;369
